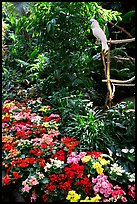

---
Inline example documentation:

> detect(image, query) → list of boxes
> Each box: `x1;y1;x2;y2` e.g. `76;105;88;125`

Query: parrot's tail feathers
102;42;109;53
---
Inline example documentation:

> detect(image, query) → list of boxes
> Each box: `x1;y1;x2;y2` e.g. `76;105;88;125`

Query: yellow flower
80;195;101;202
91;194;101;202
92;162;104;174
3;102;15;108
38;106;50;113
98;158;110;165
70;193;81;202
81;155;91;163
87;174;90;178
42;122;49;128
66;190;81;202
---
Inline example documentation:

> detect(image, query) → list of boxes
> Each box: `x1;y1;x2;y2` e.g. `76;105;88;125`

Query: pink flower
104;193;110;198
92;177;97;184
78;152;87;158
102;181;109;188
31;190;37;202
36;172;44;179
121;197;127;202
29;176;39;186
22;179;28;186
93;184;99;193
22;184;31;192
96;182;102;188
99;187;104;194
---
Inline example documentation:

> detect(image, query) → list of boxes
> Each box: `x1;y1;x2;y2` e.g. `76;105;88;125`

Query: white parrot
90;19;109;53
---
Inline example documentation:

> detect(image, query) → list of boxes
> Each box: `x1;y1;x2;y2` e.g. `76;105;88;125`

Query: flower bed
2;99;135;202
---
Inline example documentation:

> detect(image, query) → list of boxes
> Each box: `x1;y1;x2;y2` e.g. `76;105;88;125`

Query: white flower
46;162;52;169
121;148;129;153
129;149;134;153
116;152;121;157
110;163;125;176
50;158;64;168
44;166;48;172
126;172;135;182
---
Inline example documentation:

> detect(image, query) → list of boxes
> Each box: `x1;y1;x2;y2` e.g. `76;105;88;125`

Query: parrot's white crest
90;19;109;53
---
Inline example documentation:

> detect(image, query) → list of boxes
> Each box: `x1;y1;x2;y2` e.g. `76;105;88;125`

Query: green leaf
15;59;29;66
30;49;39;59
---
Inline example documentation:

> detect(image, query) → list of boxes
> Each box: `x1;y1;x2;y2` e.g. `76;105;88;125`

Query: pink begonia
41;134;54;145
9;105;18;112
93;184;100;193
121;197;127;202
32;138;41;143
31;190;37;202
92;177;97;184
102;181;109;188
78;152;87;158
36;172;44;179
22;179;28;186
67;152;87;164
93;173;113;197
2;123;6;128
29;176;39;186
99;187;104;194
96;182;102;188
48;129;60;136
104;193;110;198
22;184;31;193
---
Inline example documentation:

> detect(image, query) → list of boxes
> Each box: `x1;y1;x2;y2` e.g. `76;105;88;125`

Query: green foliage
2;2;123;104
103;102;135;147
55;99;135;152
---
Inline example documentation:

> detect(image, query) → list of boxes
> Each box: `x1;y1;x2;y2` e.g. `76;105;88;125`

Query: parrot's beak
89;20;92;25
89;19;94;25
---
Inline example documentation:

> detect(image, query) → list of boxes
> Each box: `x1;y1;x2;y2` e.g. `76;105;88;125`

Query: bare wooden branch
107;38;135;44
101;52;107;77
108;21;133;38
102;76;135;83
106;48;113;107
111;56;135;62
112;83;135;86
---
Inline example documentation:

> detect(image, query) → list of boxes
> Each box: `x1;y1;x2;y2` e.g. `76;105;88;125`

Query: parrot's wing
92;27;107;42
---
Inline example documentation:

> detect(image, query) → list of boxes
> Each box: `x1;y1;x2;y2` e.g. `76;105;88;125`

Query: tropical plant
2;2;123;104
2;99;135;202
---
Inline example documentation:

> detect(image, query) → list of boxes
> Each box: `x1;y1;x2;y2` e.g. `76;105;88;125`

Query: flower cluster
2;99;135;202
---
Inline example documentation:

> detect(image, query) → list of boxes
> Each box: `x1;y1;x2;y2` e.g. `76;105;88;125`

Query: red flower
112;188;125;198
87;151;103;159
49;114;61;122
29;148;44;156
16;130;27;139
44;116;51;122
45;183;56;192
2;114;10;123
3;143;13;151
64;163;84;179
25;157;35;164
18;163;28;168
39;161;45;167
41;143;47;149
58;181;72;191
61;137;79;153
42;194;48;202
3;174;10;185
52;149;65;161
13;172;21;179
75;176;92;194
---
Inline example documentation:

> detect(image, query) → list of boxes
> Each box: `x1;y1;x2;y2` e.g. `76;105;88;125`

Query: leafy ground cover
2;99;135;202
